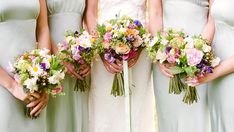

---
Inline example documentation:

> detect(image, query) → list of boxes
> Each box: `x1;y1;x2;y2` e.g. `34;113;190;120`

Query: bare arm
148;0;163;35
84;0;98;34
199;55;234;84
36;0;51;50
201;0;215;43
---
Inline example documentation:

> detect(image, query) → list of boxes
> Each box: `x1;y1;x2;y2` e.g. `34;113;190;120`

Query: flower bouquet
11;48;65;118
58;30;98;92
146;29;220;104
96;15;148;96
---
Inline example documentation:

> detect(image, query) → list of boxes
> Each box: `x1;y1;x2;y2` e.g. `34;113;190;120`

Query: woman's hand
27;91;49;117
63;62;83;80
101;55;123;74
11;82;40;103
158;63;174;78
79;63;91;77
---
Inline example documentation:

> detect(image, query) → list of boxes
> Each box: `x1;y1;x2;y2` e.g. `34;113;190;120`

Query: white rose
202;44;212;53
211;57;221;67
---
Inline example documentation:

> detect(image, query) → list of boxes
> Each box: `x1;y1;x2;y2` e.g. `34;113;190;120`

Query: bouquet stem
74;75;91;92
182;85;199;104
169;74;185;94
111;73;125;96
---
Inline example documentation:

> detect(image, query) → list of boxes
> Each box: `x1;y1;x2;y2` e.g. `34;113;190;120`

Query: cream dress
89;0;155;132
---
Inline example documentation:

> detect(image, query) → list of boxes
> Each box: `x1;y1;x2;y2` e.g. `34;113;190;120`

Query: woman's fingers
30;102;44;116
159;63;174;78
27;99;40;108
35;104;47;116
29;92;41;99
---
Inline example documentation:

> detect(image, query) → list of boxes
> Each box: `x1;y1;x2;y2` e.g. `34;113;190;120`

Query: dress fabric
0;1;47;132
153;0;210;132
89;0;156;132
46;0;88;132
209;0;234;131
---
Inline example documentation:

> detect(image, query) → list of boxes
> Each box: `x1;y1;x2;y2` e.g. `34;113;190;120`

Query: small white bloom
161;38;169;45
48;71;65;84
24;77;38;92
211;57;221;67
202;44;212;53
185;37;194;49
156;49;167;63
66;36;74;43
30;64;44;76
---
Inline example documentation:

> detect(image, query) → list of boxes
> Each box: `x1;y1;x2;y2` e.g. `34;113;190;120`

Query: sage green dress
0;0;46;132
209;0;234;131
153;0;210;132
46;0;88;132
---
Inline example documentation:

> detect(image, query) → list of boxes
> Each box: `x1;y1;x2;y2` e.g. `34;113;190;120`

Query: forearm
148;0;163;35
201;0;215;43
0;67;15;92
84;0;98;34
36;0;51;51
213;56;234;79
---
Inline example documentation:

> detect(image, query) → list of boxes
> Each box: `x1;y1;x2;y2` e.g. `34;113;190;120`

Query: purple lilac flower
134;20;142;27
165;46;172;54
73;54;80;61
78;45;85;51
40;63;47;71
127;36;134;42
77;58;85;65
204;66;213;73
104;52;116;63
85;47;91;52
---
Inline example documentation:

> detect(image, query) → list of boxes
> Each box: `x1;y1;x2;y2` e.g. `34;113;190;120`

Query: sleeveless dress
89;0;155;132
209;1;234;131
0;1;47;132
153;0;210;132
46;0;88;132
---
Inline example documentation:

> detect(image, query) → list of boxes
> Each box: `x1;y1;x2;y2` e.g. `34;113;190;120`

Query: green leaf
170;66;185;74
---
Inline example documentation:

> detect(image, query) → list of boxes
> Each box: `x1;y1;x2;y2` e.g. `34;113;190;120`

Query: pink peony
185;48;203;66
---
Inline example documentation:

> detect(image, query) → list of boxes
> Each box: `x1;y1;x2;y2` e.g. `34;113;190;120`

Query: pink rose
185;48;203;66
104;32;112;43
51;86;63;95
167;55;176;63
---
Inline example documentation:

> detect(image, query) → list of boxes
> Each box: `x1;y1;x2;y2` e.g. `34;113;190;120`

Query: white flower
48;71;65;85
202;44;212;53
66;36;75;43
119;27;127;33
156;49;167;63
24;77;38;92
211;57;221;67
30;64;44;76
149;36;159;47
161;38;169;45
185;37;194;49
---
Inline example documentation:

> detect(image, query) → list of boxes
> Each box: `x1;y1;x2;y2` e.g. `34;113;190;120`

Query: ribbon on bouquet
123;61;132;132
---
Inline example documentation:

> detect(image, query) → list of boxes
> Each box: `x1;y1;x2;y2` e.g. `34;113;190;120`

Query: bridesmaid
150;0;215;132
0;0;50;132
198;0;234;131
46;0;89;132
85;0;155;132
